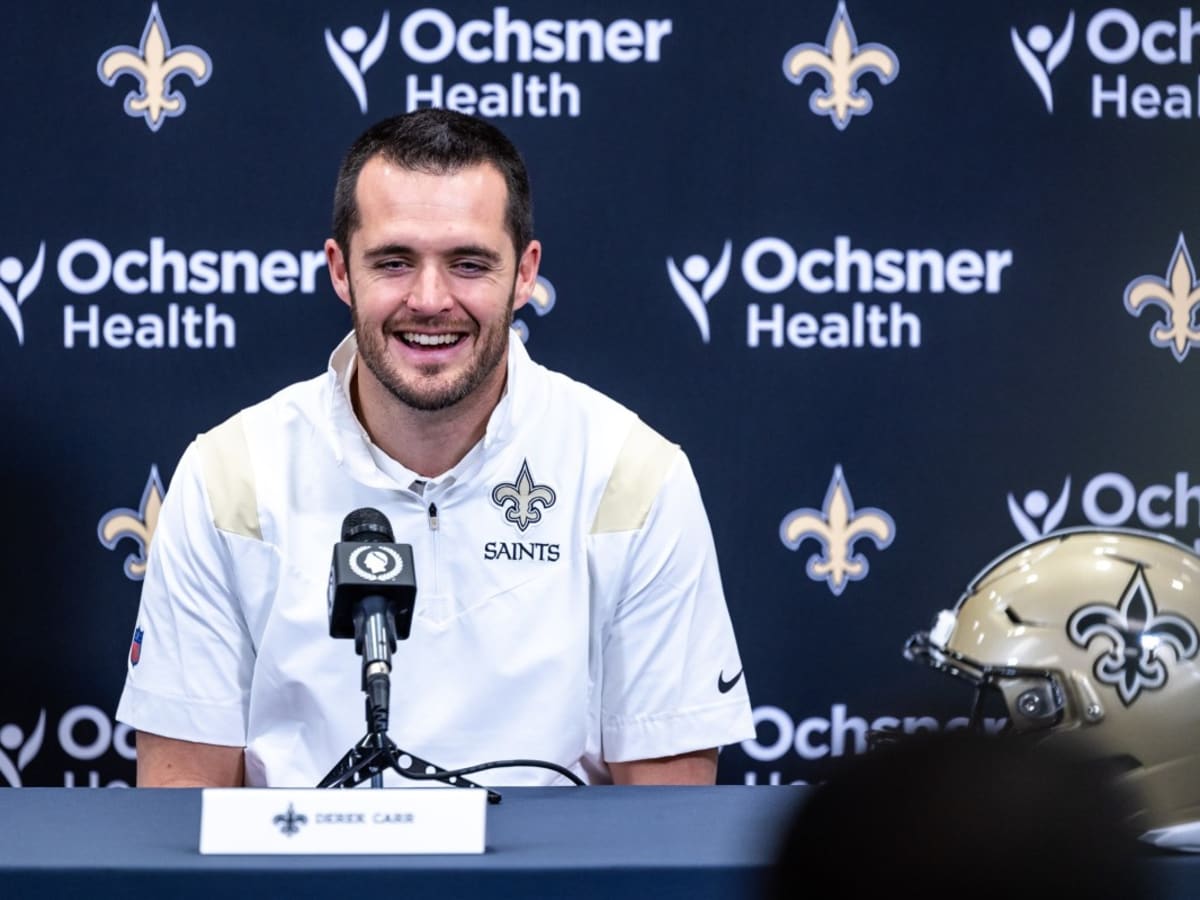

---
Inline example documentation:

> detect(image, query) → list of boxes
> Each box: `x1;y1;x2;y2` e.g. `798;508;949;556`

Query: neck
352;360;508;479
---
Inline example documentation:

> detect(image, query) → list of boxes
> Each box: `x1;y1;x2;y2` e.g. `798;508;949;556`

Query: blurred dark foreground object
766;729;1156;900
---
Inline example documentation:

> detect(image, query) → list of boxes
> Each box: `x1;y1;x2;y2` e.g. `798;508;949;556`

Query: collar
324;329;532;491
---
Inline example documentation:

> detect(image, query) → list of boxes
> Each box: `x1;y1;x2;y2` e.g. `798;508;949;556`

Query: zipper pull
428;502;439;531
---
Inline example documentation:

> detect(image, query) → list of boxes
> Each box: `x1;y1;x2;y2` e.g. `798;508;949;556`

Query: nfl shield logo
130;626;144;666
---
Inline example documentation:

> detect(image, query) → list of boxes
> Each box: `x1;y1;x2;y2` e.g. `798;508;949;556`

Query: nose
405;264;453;316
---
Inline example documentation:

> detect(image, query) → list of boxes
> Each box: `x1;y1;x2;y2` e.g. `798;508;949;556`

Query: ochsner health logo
1012;13;1075;113
0;706;134;788
322;8;675;118
325;12;390;114
7;236;324;351
663;235;1013;350
1012;8;1200;120
0;710;45;787
0;243;45;346
666;242;732;343
1008;471;1200;551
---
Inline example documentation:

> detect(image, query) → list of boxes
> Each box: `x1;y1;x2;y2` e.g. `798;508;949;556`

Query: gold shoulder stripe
591;418;679;534
195;412;261;541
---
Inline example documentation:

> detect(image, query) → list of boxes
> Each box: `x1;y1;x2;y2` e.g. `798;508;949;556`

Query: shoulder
189;372;329;540
518;344;658;438
522;356;685;535
592;413;682;534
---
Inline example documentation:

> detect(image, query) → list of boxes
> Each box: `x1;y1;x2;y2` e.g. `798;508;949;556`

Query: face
326;157;540;413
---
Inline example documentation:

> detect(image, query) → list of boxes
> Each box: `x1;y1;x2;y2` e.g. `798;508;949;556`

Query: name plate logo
199;788;487;855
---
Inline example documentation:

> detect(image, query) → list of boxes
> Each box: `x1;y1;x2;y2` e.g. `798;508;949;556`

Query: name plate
199;787;487;855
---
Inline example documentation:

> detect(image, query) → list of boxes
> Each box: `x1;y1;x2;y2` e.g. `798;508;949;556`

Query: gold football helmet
906;527;1200;837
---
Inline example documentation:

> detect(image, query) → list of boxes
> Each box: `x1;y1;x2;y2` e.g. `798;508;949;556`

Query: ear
325;238;352;308
512;239;541;313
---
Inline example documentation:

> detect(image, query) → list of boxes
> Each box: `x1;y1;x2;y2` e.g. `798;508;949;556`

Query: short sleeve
595;450;755;762
114;441;256;746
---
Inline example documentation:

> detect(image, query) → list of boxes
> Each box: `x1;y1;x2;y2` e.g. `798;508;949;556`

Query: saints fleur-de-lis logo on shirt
492;459;557;532
97;466;164;580
1124;233;1200;362
97;3;212;132
782;2;899;130
780;465;895;596
1067;566;1199;706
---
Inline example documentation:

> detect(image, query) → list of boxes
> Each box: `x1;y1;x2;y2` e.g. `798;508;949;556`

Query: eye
453;259;491;275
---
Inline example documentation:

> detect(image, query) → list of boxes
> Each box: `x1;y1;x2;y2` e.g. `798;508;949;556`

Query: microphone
327;508;416;733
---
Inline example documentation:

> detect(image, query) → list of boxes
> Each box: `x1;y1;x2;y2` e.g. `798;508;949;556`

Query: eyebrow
361;243;504;265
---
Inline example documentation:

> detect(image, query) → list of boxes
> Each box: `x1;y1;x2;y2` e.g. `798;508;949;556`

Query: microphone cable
395;758;586;786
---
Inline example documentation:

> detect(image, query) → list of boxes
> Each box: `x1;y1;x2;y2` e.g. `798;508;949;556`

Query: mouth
397;331;466;349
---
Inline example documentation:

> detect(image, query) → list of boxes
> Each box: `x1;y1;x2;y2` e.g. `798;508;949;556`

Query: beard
350;281;515;413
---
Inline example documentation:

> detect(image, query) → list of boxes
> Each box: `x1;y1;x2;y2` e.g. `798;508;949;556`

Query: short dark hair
331;108;534;259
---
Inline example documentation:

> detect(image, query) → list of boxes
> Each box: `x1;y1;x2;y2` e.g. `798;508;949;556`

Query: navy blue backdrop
1;0;1195;788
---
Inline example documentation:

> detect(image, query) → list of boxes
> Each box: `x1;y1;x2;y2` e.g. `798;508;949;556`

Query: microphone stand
317;709;501;803
317;599;502;803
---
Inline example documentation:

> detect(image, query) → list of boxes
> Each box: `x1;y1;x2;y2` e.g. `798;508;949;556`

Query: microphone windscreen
340;507;395;543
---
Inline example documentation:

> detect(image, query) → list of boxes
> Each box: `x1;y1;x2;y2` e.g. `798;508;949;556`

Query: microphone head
330;507;415;642
341;507;395;543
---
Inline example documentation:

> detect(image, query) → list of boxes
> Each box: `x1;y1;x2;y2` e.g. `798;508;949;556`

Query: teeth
402;333;461;347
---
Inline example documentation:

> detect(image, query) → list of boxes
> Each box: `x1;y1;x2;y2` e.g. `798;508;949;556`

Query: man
116;109;754;787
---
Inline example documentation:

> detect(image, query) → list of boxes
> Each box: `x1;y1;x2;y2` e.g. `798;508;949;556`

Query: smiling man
115;109;754;788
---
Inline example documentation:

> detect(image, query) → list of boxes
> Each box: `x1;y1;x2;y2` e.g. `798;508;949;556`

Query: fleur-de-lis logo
782;2;899;131
273;803;308;836
98;466;164;581
780;465;895;596
512;276;557;344
666;242;732;344
97;3;212;132
1124;234;1200;362
1068;566;1199;706
491;459;557;532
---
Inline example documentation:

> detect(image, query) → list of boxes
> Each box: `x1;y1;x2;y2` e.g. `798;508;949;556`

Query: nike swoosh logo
718;668;744;694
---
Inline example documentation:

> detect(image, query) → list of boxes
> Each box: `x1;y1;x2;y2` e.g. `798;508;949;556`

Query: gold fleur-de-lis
528;277;557;315
98;3;212;132
513;277;557;344
1124;234;1200;362
492;460;557;532
780;466;895;596
98;466;164;581
783;2;899;130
